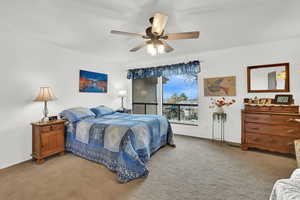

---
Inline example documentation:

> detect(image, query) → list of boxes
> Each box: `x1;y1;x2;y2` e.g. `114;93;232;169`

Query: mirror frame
247;63;290;93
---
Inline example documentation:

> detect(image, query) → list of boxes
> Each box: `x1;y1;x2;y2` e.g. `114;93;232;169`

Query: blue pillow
91;106;115;117
60;107;95;122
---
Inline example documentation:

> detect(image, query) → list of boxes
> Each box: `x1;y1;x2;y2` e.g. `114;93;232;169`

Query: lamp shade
34;87;56;102
118;90;127;97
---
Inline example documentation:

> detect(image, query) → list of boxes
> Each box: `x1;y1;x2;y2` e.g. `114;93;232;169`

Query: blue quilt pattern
65;113;175;183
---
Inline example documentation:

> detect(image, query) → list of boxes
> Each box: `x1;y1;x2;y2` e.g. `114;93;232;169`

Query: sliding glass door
132;78;158;114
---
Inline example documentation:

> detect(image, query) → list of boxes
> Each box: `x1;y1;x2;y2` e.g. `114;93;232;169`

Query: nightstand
116;109;132;114
31;120;66;164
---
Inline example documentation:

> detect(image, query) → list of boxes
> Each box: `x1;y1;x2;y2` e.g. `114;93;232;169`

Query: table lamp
34;87;56;122
118;90;127;111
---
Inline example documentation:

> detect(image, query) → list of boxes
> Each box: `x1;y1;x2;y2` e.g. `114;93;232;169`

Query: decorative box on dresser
242;105;300;154
31;120;67;164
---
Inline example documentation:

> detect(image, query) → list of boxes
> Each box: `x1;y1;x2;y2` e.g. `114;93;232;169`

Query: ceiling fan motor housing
146;26;161;40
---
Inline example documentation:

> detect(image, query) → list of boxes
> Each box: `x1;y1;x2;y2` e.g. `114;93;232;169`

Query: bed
61;106;175;183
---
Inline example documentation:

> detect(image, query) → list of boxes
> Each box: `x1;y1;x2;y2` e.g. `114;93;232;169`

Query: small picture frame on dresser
274;94;293;105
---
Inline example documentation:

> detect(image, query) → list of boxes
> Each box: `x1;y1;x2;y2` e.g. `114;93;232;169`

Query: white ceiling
1;0;300;62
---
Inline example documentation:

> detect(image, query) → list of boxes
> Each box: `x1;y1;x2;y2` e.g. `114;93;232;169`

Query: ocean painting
79;70;108;93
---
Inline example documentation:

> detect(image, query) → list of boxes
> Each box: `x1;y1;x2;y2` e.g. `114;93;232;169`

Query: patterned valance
127;60;200;79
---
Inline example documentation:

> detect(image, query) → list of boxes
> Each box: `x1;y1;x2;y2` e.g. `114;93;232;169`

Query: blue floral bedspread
65;112;175;183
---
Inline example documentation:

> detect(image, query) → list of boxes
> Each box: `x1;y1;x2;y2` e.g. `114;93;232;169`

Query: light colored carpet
0;135;297;200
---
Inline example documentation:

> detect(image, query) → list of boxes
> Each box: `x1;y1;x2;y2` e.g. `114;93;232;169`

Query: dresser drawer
244;113;300;126
244;113;271;123
40;124;64;133
269;106;299;113
245;122;300;136
245;106;270;112
245;133;294;153
244;105;299;113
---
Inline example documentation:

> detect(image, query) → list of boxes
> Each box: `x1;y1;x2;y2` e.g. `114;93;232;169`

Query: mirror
247;63;290;93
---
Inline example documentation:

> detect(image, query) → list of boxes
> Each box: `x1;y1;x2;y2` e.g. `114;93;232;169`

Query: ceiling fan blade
110;30;146;38
151;13;168;36
129;42;147;52
164;32;200;40
161;40;174;53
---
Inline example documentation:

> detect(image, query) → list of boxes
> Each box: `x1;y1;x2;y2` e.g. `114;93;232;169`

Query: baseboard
0;157;32;170
174;133;241;147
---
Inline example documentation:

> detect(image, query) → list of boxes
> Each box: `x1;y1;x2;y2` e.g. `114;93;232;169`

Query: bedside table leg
59;151;65;156
36;159;45;164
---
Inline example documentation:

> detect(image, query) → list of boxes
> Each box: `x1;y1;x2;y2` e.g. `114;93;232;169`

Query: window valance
127;60;200;79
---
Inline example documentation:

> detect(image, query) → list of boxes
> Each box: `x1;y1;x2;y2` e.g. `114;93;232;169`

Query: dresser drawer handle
251;127;259;130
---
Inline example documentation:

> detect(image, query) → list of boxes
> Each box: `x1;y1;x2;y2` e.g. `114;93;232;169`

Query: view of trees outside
163;75;198;124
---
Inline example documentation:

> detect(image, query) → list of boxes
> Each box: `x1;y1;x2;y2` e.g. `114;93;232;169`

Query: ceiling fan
110;13;200;56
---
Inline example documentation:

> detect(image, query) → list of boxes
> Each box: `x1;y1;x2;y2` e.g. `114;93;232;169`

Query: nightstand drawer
40;124;64;133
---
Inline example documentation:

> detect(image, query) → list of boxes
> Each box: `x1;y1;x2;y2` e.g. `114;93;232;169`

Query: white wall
125;37;300;143
1;30;300;170
0;32;131;169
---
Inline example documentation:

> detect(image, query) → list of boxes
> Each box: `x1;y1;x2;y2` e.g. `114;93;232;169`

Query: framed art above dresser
241;104;300;154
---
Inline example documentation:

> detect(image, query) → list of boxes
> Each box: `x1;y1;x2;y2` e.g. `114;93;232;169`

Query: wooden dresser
31;120;66;164
242;105;300;154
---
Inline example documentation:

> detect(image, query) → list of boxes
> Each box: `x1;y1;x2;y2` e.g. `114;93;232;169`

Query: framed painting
204;76;236;96
79;70;108;93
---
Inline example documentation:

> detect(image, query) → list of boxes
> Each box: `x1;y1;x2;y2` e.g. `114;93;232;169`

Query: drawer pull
251;127;259;130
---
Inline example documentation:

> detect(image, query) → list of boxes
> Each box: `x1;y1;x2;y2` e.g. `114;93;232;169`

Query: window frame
161;75;199;125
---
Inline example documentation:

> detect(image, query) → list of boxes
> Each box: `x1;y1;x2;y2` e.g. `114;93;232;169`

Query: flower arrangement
209;97;236;113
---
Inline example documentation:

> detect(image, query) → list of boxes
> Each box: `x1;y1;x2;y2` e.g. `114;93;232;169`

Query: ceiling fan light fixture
147;41;165;56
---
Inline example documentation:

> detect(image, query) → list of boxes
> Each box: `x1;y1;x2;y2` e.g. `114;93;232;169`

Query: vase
215;106;224;114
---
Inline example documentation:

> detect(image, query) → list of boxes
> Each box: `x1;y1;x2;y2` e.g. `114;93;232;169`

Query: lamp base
41;101;49;122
